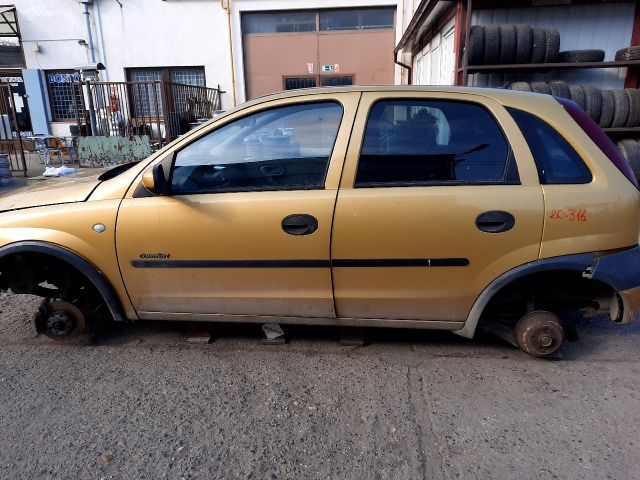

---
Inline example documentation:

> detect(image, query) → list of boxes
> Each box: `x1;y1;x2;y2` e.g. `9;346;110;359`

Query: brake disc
38;301;86;341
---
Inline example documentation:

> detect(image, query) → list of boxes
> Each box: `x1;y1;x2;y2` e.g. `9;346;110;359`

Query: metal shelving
454;0;640;141
461;60;640;74
602;127;640;135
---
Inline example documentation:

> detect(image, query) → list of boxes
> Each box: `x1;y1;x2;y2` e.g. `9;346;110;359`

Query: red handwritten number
550;209;587;222
578;210;587;222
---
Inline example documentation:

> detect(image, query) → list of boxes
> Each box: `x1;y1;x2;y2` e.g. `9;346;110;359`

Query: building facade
5;0;419;137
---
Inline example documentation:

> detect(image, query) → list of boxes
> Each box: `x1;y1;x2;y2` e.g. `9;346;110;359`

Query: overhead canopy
0;6;19;37
395;0;456;54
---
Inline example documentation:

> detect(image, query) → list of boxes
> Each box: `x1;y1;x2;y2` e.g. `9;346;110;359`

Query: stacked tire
558;50;605;63
508;81;640;128
0;154;11;187
615;46;640;61
617;139;640;182
468;25;560;65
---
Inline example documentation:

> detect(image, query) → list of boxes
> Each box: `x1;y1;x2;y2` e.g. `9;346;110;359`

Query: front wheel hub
35;301;86;341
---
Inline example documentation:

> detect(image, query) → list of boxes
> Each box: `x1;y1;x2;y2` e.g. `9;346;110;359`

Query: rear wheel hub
515;311;565;357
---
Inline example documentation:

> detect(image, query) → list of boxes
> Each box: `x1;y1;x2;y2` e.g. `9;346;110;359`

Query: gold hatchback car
1;86;639;357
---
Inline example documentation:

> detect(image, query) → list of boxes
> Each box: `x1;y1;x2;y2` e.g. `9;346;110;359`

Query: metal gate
0;83;26;176
71;80;223;167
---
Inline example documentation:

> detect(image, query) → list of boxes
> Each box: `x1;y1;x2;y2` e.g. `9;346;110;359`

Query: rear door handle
282;214;318;236
476;211;515;233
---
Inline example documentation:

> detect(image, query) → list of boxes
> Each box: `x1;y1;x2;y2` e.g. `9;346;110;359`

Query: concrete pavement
0;292;639;479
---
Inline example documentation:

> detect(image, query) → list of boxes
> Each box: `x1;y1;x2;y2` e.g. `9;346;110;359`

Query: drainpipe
93;0;108;80
81;1;96;63
221;0;237;107
394;51;413;85
78;0;98;135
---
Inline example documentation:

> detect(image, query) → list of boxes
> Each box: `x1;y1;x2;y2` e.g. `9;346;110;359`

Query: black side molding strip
131;259;331;269
131;258;470;269
332;258;469;267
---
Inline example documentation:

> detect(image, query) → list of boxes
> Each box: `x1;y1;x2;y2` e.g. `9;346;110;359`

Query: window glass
508;108;592;184
319;8;394;30
171;102;343;194
243;12;316;34
128;67;205;117
170;68;205;86
284;77;317;90
356;100;515;187
129;69;162;117
46;71;82;121
321;76;353;87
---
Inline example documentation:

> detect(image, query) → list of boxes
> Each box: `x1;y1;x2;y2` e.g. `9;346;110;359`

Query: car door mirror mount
142;163;169;195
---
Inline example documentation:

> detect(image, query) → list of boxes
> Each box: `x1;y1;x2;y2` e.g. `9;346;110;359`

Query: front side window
171;102;343;194
508;108;592;185
355;100;516;187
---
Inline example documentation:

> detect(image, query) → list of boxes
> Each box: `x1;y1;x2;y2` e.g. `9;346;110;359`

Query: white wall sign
322;65;334;72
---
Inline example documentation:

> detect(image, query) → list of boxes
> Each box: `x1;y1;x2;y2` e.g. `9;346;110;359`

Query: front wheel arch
0;241;126;322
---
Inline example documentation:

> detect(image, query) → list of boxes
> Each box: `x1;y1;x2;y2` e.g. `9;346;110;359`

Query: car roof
244;85;555;110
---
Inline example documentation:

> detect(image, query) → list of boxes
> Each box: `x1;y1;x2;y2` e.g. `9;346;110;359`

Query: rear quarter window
508;108;592;185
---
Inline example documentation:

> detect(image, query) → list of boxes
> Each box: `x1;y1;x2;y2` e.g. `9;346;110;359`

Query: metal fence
73;80;224;148
0;83;26;175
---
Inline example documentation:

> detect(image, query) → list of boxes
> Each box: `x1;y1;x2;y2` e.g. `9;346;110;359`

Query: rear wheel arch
0;241;126;322
455;253;614;338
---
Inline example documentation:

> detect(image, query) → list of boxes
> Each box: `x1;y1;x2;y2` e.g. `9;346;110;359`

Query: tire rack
454;0;640;141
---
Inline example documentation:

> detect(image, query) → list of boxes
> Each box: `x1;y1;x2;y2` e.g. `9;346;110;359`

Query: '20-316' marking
550;209;587;223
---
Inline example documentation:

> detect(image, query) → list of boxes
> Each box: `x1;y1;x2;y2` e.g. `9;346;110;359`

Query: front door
331;92;544;323
116;93;358;320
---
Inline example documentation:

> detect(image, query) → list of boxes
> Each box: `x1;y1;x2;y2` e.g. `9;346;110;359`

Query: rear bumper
588;245;640;292
612;286;640;324
587;245;640;324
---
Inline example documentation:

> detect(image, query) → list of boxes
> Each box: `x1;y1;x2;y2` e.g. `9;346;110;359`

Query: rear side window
508;108;592;185
355;100;518;187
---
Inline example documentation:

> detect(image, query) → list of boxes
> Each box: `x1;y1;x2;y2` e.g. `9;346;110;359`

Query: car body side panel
116;92;361;319
332;186;544;321
530;101;640;258
0;200;137;319
117;191;338;317
331;91;544;322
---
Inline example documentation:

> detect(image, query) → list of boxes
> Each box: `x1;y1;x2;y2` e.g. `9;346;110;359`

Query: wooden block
339;326;365;346
186;323;212;344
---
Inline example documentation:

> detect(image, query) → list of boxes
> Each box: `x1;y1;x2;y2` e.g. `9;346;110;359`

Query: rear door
331;91;544;323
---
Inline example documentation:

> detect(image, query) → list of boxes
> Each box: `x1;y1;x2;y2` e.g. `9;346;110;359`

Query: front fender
0;240;126;322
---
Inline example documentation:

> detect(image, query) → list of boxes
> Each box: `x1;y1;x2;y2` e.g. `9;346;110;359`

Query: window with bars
46;70;82;121
284;77;317;90
127;67;205;117
243;8;395;35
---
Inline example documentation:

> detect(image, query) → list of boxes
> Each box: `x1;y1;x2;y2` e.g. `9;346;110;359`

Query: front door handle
476;211;515;233
282;214;318;236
